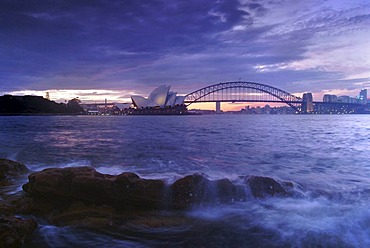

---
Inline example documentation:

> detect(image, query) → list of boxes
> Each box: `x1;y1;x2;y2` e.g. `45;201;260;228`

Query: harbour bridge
184;81;363;113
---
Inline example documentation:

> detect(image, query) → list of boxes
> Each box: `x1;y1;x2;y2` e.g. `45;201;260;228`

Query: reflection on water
1;115;370;247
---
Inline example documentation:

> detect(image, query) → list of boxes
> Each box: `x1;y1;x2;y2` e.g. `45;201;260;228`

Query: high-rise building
359;89;367;104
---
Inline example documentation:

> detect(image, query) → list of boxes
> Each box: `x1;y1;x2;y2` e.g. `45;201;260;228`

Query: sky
1;0;370;109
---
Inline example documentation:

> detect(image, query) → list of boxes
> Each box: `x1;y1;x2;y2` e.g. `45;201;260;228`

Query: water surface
1;115;370;247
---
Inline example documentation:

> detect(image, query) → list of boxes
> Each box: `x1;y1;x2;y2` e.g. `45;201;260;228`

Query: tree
66;98;83;113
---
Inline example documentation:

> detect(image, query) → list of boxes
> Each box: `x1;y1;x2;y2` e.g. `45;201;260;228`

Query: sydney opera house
131;85;185;108
127;86;187;115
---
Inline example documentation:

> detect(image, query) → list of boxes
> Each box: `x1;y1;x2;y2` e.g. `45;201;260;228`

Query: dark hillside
0;95;82;114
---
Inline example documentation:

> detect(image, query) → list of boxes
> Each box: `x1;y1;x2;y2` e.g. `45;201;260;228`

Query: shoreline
0;113;82;116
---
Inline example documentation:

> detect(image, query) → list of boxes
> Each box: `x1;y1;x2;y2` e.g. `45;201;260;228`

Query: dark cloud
0;0;369;96
0;0;252;91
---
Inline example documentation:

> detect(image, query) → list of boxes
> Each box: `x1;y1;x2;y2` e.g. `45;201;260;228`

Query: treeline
0;95;83;114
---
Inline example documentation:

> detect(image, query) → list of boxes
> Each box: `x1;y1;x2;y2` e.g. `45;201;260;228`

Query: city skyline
1;0;370;110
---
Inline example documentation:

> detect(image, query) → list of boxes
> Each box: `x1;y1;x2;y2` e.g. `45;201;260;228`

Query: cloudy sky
1;0;369;107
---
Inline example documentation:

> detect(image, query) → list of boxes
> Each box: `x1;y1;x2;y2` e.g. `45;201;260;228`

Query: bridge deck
184;100;303;103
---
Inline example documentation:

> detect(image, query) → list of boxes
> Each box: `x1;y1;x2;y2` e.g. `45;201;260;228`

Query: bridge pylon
216;101;221;113
302;93;314;113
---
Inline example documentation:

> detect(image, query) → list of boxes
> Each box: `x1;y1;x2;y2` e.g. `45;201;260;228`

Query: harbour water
1;115;370;247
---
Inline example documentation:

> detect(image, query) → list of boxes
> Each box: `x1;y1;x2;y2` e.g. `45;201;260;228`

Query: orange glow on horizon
188;102;287;111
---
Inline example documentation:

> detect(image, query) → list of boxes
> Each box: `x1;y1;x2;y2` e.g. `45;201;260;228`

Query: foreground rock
0;158;29;184
0;215;37;248
23;166;167;210
171;174;247;209
245;176;293;198
0;159;36;247
22;167;294;211
0;165;300;233
0;159;30;213
0;160;300;245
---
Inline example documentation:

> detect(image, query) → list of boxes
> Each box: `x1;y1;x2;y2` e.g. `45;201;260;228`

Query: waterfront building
337;95;357;103
240;105;295;114
126;86;187;115
323;94;337;102
80;102;129;115
131;85;185;108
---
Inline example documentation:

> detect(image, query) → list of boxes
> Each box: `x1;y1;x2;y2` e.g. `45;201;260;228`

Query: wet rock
171;174;247;209
5;167;299;239
22;167;295;213
0;192;29;216
126;213;194;228
69;167;116;203
0;158;29;182
171;174;210;209
22;167;166;210
22;166;96;199
112;172;166;208
0;214;37;248
215;178;247;203
49;201;116;227
245;176;288;198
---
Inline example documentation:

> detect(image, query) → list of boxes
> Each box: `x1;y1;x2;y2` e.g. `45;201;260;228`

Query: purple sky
1;0;369;105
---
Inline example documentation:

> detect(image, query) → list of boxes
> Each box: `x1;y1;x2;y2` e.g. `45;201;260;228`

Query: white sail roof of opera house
131;85;185;108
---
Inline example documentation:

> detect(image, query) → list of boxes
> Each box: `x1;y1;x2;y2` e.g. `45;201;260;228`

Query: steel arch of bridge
184;81;302;111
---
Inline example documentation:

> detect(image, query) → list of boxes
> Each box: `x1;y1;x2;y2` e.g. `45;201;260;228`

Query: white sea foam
95;164;133;175
6;152;18;161
26;160;92;172
189;196;370;247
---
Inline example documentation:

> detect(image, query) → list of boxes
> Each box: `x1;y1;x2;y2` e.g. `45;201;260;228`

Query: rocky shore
0;159;37;248
0;158;298;247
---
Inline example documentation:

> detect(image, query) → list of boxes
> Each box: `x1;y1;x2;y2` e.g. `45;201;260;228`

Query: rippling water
1;115;370;247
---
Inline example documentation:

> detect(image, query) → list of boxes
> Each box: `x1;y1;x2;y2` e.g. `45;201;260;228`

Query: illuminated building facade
131;86;185;108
